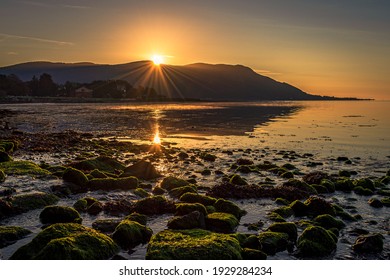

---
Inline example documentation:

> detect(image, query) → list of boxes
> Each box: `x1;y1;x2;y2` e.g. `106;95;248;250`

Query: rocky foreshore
0;130;389;260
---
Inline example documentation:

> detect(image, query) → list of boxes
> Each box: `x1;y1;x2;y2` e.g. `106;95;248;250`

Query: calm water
1;100;389;260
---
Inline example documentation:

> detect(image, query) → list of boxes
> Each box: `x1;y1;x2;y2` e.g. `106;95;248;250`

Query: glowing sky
1;0;389;99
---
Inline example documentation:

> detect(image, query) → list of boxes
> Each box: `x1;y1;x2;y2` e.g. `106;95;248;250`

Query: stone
133;195;175;215
88;176;138;191
70;156;125;173
214;198;246;219
267;222;298;242
179;193;217;206
0;226;31;248
258;232;289;255
160;176;189;191
122;159;161;180
297;226;337;258
112;220;153;249
175;203;208;216
313;214;345;230
368;198;383;208
352;233;384;254
39;205;82;225
62;167;89;187
167;211;206;230
206;212;239;233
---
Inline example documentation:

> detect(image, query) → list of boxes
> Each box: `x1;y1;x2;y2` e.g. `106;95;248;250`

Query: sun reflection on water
153;130;161;145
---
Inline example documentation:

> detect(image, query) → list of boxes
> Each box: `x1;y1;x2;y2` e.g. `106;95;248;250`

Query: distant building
74;86;93;98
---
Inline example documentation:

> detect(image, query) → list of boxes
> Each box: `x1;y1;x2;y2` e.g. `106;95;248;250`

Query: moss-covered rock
313;214;345;230
267;212;286;222
175;203;208;216
241;248;267;260
200;153;216;162
134;188;150;198
125;212;148;225
206;212;239;233
0;141;15;153
0;151;12;163
90;169;108;179
146;229;242;259
283;179;317;195
161;176;189;191
229;174;248;186
381;197;390;207
311;184;329;194
354;178;375;191
169;185;197;198
10;223;118;260
320;179;335;193
179;193;217;206
70;156;125;173
10;192;59;213
332;204;357;221
258;232;289;255
267;222;298;242
87;201;103;215
122;159;161;180
63;167;88;187
133;195;175;215
352;233;384;254
290;200;309;217
304;196;336;217
73;198;88;212
281;171;294;179
271;206;294;218
0;160;51;176
368;198;383;208
0;226;31;248
39;205;82;225
297;226;337;258
112;220;153;249
353;186;374;196
335;178;354;192
92;218;122;233
214;198;246;219
168;211;206;230
275;197;290;206
0;169;5;183
88;176;138;191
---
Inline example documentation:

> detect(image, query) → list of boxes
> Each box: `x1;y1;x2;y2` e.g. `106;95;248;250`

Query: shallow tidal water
1;100;389;260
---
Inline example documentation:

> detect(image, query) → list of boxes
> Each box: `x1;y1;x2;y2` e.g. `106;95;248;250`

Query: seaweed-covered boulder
92;218;122;233
352;233;384;254
133;195;175;215
296;226;337;258
303;172;330;185
39;205;82;225
368;198;383;208
313;214;345;230
125;212;148;225
122;159;161;180
169;185;197;198
354;186;374;196
112;220;153;249
89;169;108;179
381;197;390;207
161;176;189;191
0;141;15;153
146;229;242;259
241;248;267;260
206;212;239;233
200;153;216;162
0;160;51;176
168;211;206;230
10;223;118;260
0;226;31;248
62;167;88;187
179;193;217;206
271;206;294;218
214;198;246;219
283;179;317;195
236;158;254;166
103;199;133;216
10;192;59;213
70;156;125;173
258;232;289;255
88;176;138;191
289;200;309;216
320;179;335;193
229;174;248;186
0;151;12;163
175;203;208;216
335;178;354;192
87;201;104;215
0;169;5;183
304;196;336;217
354;178;375;191
267;222;298;242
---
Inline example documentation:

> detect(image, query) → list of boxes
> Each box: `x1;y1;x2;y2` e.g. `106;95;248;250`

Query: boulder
146;229;242;259
39;205;82;225
133;195;175;215
0;226;31;248
313;214;345;230
229;174;248;186
10;223;118;259
179;193;217;206
241;248;267;260
92;218;122;233
0;161;51;176
88;176;138;191
62;167;88;187
267;222;298;242
160;176;189;191
258;232;289;255
168;211;206;230
214;198;246;219
112;220;153;249
0;151;12;163
297;226;337;258
10;192;59;213
368;198;383;208
175;203;208;216
125;212;148;225
304;196;336;217
352;233;384;254
169;185;197;198
122;159;161;180
205;212;239;233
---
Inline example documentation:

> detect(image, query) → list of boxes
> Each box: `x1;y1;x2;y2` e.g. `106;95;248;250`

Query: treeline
0;73;165;100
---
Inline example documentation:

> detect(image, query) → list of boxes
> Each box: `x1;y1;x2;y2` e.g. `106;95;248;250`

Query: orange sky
1;0;389;99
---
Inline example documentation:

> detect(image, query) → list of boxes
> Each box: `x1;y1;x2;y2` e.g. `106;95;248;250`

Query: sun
153;130;161;144
151;54;164;65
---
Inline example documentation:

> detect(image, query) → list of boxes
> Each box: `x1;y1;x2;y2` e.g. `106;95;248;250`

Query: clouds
0;33;74;46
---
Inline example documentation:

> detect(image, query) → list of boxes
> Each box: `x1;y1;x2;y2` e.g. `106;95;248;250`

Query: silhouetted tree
37;73;57;96
0;74;29;96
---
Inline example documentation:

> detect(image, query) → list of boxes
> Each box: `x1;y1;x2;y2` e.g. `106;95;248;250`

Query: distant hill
0;60;338;101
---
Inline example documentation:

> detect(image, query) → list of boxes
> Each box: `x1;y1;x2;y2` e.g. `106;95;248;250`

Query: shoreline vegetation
1;126;389;260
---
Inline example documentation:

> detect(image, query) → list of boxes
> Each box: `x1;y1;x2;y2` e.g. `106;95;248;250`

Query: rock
267;212;286;222
169;185;197;198
282;163;297;170
381;197;390;207
281;171;294;179
0;160;51;176
175;203;208;216
10;223;118;259
200;153;216;162
275;198;290;206
179;193;217;206
0;226;31;248
10;192;59;213
229;174;248;186
63;167;89;187
160;176;189;191
103;199;133;216
289;200;309;216
353;186;374;196
122;159;161;180
201;169;212;175
70;156;125;173
283;179;317;195
368;198;383;208
320;179;335;192
39;205;82;225
311;184;329;194
0;141;15;153
89;169;108;178
0;169;5;183
177;152;189;160
332;204;357;221
73;198;88;212
214;198;246;219
133;195;175;215
168;211;206;230
92;218;122;233
206;212;239;233
125;212;148;225
241;248;267;260
352;233;384;253
304;196;336;217
112;220;153;249
267;222;298;242
0;151;12;163
146;229;242;259
297;226;337;258
335;178;354;192
258;232;289;255
88;176;138;191
337;156;349;162
313;214;345;230
271;206;294;218
152;186;165;195
236;158;254;166
87;201;104;215
354;178;375;191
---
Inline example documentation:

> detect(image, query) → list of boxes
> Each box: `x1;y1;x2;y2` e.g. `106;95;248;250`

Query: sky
0;0;389;99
